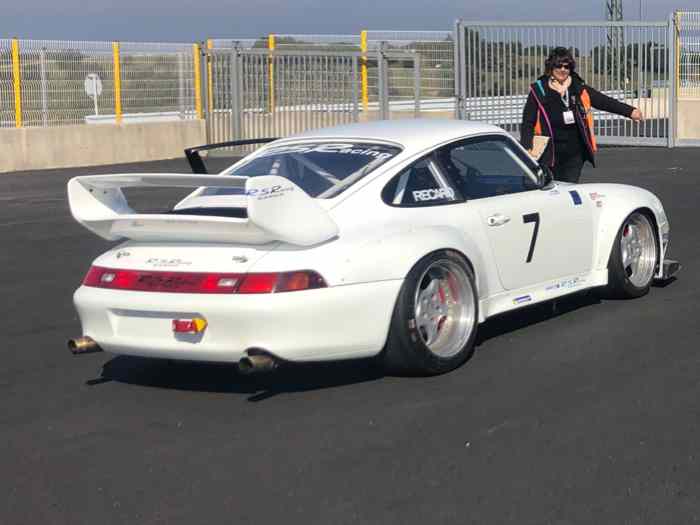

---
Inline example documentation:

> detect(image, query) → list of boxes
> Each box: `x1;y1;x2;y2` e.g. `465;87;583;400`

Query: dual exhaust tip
67;337;277;374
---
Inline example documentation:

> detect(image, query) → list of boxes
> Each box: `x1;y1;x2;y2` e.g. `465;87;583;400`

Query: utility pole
606;0;625;78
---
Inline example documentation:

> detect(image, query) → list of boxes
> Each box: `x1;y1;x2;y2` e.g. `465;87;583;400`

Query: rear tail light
82;266;327;294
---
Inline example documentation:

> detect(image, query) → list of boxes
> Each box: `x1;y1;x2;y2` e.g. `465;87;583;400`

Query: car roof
280;119;506;152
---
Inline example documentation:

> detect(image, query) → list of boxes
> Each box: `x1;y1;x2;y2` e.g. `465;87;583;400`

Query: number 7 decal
522;212;540;263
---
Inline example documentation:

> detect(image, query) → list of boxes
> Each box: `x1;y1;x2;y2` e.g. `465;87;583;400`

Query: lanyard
561;89;570;108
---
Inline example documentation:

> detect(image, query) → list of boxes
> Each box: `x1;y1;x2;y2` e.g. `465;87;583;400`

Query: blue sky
2;0;694;42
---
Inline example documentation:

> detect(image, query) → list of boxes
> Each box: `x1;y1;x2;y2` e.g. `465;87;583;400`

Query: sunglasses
554;62;572;70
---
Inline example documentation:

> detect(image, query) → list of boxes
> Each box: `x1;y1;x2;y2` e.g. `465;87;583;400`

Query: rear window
207;142;401;199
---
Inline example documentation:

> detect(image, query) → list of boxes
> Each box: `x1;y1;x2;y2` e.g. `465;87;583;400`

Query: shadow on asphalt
86;291;603;400
87;355;385;402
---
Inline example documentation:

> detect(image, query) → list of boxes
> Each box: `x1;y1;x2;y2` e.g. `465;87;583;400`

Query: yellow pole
675;12;681;100
360;30;369;111
207;39;214;115
112;42;122;124
268;34;275;113
193;43;203;119
11;38;22;128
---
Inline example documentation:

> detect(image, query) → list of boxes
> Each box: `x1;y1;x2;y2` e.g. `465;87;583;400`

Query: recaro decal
412;188;455;202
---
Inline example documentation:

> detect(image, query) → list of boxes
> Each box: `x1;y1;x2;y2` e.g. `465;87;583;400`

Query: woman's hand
630;108;643;121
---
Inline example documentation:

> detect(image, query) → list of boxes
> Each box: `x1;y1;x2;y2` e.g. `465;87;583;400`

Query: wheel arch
596;205;661;272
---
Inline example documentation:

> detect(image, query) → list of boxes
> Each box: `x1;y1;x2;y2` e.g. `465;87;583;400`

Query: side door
435;135;594;291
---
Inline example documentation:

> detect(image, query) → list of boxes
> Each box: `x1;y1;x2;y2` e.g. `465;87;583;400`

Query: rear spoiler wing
184;138;278;174
67;173;338;246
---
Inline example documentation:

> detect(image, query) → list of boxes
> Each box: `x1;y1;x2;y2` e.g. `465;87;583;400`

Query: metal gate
205;44;421;147
455;20;673;146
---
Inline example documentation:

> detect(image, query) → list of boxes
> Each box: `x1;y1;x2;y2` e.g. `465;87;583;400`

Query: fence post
193;43;203;119
39;47;48;127
669;12;679;147
413;52;421;118
453;19;463;120
112;42;122;124
230;43;242;140
377;42;389;120
11;38;22;128
360;30;369;111
268;34;276;113
207;39;214;116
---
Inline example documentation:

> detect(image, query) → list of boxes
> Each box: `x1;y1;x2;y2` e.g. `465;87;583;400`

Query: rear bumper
73;280;403;363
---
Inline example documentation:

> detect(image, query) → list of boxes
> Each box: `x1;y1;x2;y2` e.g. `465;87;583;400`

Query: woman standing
521;47;643;183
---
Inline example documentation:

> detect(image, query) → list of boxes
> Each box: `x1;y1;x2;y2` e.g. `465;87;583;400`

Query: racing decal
246;185;295;200
146;258;192;268
569;190;582;206
548;189;560;196
116;250;131;259
258;143;395;161
545;276;586;292
589;192;605;200
513;295;532;305
412;187;455;202
231;255;249;264
522;212;540;263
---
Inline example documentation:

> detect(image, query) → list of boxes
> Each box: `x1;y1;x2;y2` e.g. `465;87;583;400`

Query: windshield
206;142;401;199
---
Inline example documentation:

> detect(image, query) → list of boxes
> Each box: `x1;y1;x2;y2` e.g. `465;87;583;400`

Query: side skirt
478;269;609;321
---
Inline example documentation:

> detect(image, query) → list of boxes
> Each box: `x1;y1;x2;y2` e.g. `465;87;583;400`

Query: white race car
67;120;679;375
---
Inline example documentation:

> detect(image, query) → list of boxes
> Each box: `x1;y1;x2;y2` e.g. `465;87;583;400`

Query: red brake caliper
437;283;447;333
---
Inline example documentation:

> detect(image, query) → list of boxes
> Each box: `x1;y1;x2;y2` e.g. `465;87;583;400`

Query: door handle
487;214;510;227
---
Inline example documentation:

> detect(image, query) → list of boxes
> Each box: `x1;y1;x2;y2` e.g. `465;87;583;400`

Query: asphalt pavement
1;148;699;524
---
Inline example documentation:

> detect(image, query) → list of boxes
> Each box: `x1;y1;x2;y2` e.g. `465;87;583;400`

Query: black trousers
552;153;584;184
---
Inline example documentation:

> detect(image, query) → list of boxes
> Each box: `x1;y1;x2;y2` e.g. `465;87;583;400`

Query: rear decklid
67;173;338;246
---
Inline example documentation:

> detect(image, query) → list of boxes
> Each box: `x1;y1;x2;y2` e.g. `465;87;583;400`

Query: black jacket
520;73;635;167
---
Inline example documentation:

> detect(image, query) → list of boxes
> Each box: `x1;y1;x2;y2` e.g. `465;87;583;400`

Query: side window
382;156;459;207
436;136;539;200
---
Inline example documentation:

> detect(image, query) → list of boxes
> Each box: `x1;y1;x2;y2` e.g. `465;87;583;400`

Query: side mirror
537;165;554;188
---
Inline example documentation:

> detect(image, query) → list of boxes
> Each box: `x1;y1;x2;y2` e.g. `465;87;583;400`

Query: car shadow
475;290;602;346
87;354;385;402
86;291;603;401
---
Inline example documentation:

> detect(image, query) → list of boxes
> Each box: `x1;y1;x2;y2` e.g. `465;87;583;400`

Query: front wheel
606;211;658;299
383;251;479;376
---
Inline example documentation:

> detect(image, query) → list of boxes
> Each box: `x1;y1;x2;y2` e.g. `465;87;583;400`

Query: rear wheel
383;251;478;376
606;211;658;298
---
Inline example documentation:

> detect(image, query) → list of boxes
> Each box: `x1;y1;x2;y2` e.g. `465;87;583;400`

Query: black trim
184;138;279;174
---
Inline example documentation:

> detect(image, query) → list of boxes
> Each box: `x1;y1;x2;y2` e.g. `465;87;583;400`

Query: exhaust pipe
67;336;102;355
238;350;278;374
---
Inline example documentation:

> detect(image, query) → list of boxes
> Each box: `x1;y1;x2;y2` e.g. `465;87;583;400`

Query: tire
383;250;479;376
606;211;658;299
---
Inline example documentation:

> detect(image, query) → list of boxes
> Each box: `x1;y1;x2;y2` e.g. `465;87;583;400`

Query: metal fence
366;31;455;117
455;20;672;146
0;38;198;128
678;11;700;98
3;14;700;148
206;46;362;152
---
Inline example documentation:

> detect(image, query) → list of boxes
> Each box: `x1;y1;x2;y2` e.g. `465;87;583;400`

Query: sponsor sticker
412;187;456;202
258;143;394;161
546;276;585;292
146;258;192;268
513;295;532;305
569;190;582;206
246;185;295;200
